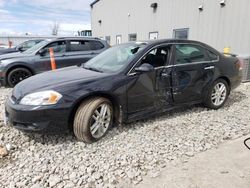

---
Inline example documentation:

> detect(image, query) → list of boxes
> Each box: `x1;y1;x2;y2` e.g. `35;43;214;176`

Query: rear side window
175;44;207;64
89;41;105;50
69;40;92;52
207;50;218;61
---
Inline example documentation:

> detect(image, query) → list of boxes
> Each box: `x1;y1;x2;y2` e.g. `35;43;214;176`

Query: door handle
161;73;170;77
204;66;215;70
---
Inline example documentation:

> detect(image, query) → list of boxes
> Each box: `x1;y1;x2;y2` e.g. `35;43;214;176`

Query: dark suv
0;37;109;87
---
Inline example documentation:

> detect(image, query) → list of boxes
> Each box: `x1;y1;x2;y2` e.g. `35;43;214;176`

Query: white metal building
91;0;250;55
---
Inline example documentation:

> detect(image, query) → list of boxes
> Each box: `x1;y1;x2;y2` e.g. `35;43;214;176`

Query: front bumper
5;98;72;133
0;70;7;86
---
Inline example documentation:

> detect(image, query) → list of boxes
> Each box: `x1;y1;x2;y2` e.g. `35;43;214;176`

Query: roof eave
90;0;100;8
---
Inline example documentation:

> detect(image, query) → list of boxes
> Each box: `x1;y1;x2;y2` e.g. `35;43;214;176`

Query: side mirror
17;46;24;52
135;63;154;73
38;49;47;56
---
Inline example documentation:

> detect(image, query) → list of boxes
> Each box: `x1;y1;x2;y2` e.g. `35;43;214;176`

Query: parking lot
0;83;250;187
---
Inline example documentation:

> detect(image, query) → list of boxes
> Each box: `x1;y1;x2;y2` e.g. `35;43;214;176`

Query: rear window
68;40;105;52
69;40;92;52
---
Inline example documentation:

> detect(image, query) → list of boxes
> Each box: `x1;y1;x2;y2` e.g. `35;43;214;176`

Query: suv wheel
73;97;113;143
204;79;229;109
7;67;32;87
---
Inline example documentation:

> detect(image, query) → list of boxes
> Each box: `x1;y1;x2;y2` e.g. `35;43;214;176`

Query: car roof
133;39;218;53
52;37;102;41
137;39;206;45
23;39;44;42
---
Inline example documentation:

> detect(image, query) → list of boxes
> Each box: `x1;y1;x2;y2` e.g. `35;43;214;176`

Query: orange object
8;41;12;48
49;48;56;70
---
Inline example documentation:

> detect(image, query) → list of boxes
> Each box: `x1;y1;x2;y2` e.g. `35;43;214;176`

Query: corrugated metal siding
91;0;250;54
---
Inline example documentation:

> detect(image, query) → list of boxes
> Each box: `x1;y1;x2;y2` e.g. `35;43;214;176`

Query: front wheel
73;97;113;143
204;79;229;109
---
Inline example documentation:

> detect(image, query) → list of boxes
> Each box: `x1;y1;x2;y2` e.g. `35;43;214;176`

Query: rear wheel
73;97;113;143
7;67;32;87
204;79;229;109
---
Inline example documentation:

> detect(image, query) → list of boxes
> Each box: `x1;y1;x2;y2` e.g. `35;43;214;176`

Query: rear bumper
231;71;243;90
5;98;72;133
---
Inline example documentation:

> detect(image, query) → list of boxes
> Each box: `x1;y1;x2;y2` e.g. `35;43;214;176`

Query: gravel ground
0;83;250;188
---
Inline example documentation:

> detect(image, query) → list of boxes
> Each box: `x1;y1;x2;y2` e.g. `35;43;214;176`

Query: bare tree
51;21;60;36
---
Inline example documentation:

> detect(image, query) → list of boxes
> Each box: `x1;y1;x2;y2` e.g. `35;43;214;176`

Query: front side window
175;44;207;64
83;43;146;73
43;41;66;55
140;46;170;68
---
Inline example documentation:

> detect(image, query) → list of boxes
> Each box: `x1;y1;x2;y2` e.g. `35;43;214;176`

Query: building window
116;35;122;44
129;33;137;41
173;28;189;39
105;36;111;45
149;32;158;40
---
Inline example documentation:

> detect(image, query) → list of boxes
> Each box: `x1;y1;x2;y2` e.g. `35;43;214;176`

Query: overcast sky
0;0;93;36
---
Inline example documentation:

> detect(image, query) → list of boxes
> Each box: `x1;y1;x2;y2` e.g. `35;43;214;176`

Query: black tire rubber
203;79;229;110
73;97;113;143
7;67;32;87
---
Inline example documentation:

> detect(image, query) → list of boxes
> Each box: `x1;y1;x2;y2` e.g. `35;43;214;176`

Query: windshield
83;43;146;73
22;40;50;54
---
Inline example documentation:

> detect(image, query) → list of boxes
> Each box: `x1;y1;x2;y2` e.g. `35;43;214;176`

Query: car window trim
127;42;219;76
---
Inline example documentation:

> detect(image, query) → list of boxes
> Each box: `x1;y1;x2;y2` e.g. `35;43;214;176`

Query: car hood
0;52;32;60
13;66;108;99
0;48;17;55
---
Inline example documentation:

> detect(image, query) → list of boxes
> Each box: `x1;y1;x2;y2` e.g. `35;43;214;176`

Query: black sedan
4;39;243;143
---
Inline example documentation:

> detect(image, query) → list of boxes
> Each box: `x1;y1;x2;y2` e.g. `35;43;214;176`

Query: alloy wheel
90;103;112;139
211;82;227;106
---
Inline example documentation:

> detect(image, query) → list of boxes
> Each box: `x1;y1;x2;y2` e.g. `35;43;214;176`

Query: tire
73;97;113;143
203;79;229;110
7;67;32;87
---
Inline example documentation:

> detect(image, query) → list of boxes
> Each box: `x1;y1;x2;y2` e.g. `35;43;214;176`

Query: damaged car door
127;45;174;120
171;44;216;104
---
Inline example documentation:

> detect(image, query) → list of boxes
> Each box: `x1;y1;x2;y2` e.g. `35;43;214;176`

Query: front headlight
20;90;62;106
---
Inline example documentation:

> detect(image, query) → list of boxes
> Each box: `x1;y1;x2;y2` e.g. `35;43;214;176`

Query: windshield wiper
84;66;103;73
